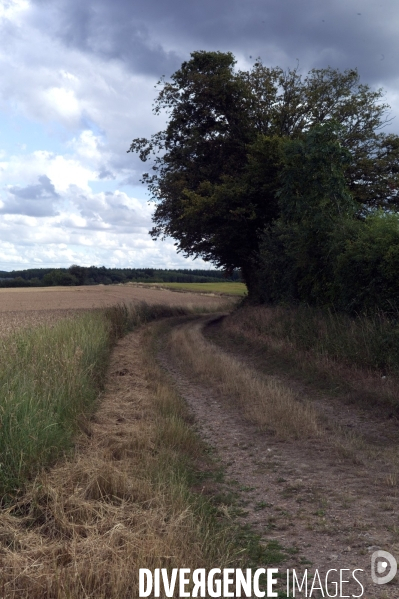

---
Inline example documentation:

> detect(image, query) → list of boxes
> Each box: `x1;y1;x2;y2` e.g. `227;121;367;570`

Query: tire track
159;315;399;598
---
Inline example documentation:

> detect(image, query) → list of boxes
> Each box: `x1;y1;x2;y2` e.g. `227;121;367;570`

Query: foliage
258;121;355;305
257;123;399;314
0;266;238;288
334;211;399;314
43;269;78;286
129;51;399;298
243;60;399;212
130;51;256;275
256;117;399;312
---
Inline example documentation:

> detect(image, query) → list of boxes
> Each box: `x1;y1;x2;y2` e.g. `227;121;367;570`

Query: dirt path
1;324;220;598
159;316;399;598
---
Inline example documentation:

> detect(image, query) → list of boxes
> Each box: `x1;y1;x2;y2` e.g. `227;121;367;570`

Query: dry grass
0;310;80;339
166;318;321;440
221;305;399;411
0;320;236;598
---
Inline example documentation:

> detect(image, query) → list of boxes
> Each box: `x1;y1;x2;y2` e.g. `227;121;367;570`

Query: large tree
258;121;355;306
128;51;399;299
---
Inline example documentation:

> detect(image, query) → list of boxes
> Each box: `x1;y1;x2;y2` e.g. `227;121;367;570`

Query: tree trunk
241;260;262;304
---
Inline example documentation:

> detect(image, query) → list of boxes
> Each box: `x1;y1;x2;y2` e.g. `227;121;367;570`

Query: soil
159;316;399;598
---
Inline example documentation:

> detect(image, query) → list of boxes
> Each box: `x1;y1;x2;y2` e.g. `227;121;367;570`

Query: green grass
0;302;196;500
0;311;111;500
144;281;247;296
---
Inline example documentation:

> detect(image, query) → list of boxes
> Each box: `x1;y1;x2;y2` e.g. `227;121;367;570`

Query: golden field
0;284;229;337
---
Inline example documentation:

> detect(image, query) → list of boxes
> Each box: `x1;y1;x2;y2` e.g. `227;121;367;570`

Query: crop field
0;284;230;338
0;283;230;312
139;281;247;295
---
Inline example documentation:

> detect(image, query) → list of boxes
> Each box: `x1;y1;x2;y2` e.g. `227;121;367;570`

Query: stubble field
0;284;227;337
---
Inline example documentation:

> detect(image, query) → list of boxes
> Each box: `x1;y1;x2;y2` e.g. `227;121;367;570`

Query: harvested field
140;281;247;296
0;285;231;337
0;284;227;312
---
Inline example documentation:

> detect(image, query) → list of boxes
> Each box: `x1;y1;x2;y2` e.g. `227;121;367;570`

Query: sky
0;0;398;271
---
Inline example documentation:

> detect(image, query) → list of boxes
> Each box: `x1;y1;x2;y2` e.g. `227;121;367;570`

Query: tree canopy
129;50;399;299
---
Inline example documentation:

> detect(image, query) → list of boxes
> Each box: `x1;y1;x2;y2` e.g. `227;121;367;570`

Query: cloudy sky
0;0;398;271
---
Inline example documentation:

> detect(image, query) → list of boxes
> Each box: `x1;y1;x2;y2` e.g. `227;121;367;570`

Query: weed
254;501;272;511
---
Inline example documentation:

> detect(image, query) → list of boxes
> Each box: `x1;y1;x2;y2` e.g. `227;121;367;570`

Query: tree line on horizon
129;51;399;314
0;265;239;288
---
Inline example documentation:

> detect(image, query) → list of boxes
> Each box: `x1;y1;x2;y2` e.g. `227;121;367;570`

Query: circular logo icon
371;550;397;585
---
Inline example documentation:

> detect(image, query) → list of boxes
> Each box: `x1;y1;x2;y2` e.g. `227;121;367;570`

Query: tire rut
158;316;399;598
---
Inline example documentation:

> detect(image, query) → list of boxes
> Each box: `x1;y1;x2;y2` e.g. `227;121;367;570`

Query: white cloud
0;144;209;269
0;0;29;21
42;87;81;126
0;0;186;270
1;0;398;273
0;149;95;191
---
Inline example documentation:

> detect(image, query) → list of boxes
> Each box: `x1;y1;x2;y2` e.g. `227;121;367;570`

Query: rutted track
159;314;399;598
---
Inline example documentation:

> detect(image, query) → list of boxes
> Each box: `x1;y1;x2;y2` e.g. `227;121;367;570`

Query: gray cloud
29;0;399;88
30;1;183;76
98;167;115;180
0;0;398;272
1;175;61;217
63;189;151;232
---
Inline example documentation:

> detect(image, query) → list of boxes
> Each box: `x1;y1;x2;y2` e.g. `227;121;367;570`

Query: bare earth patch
160;316;399;598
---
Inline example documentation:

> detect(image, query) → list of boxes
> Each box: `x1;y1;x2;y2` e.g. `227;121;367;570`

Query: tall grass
229;304;399;374
0;311;110;498
0;302;198;500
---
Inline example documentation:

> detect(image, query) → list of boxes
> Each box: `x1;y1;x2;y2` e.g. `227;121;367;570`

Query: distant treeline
0;265;241;288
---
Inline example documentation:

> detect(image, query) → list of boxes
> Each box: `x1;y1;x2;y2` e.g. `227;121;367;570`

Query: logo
371;550;397;585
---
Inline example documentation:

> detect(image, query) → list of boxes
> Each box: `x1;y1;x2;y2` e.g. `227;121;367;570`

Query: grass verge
230;304;399;373
218;304;399;412
0;308;288;598
0;311;110;500
0;302;207;501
